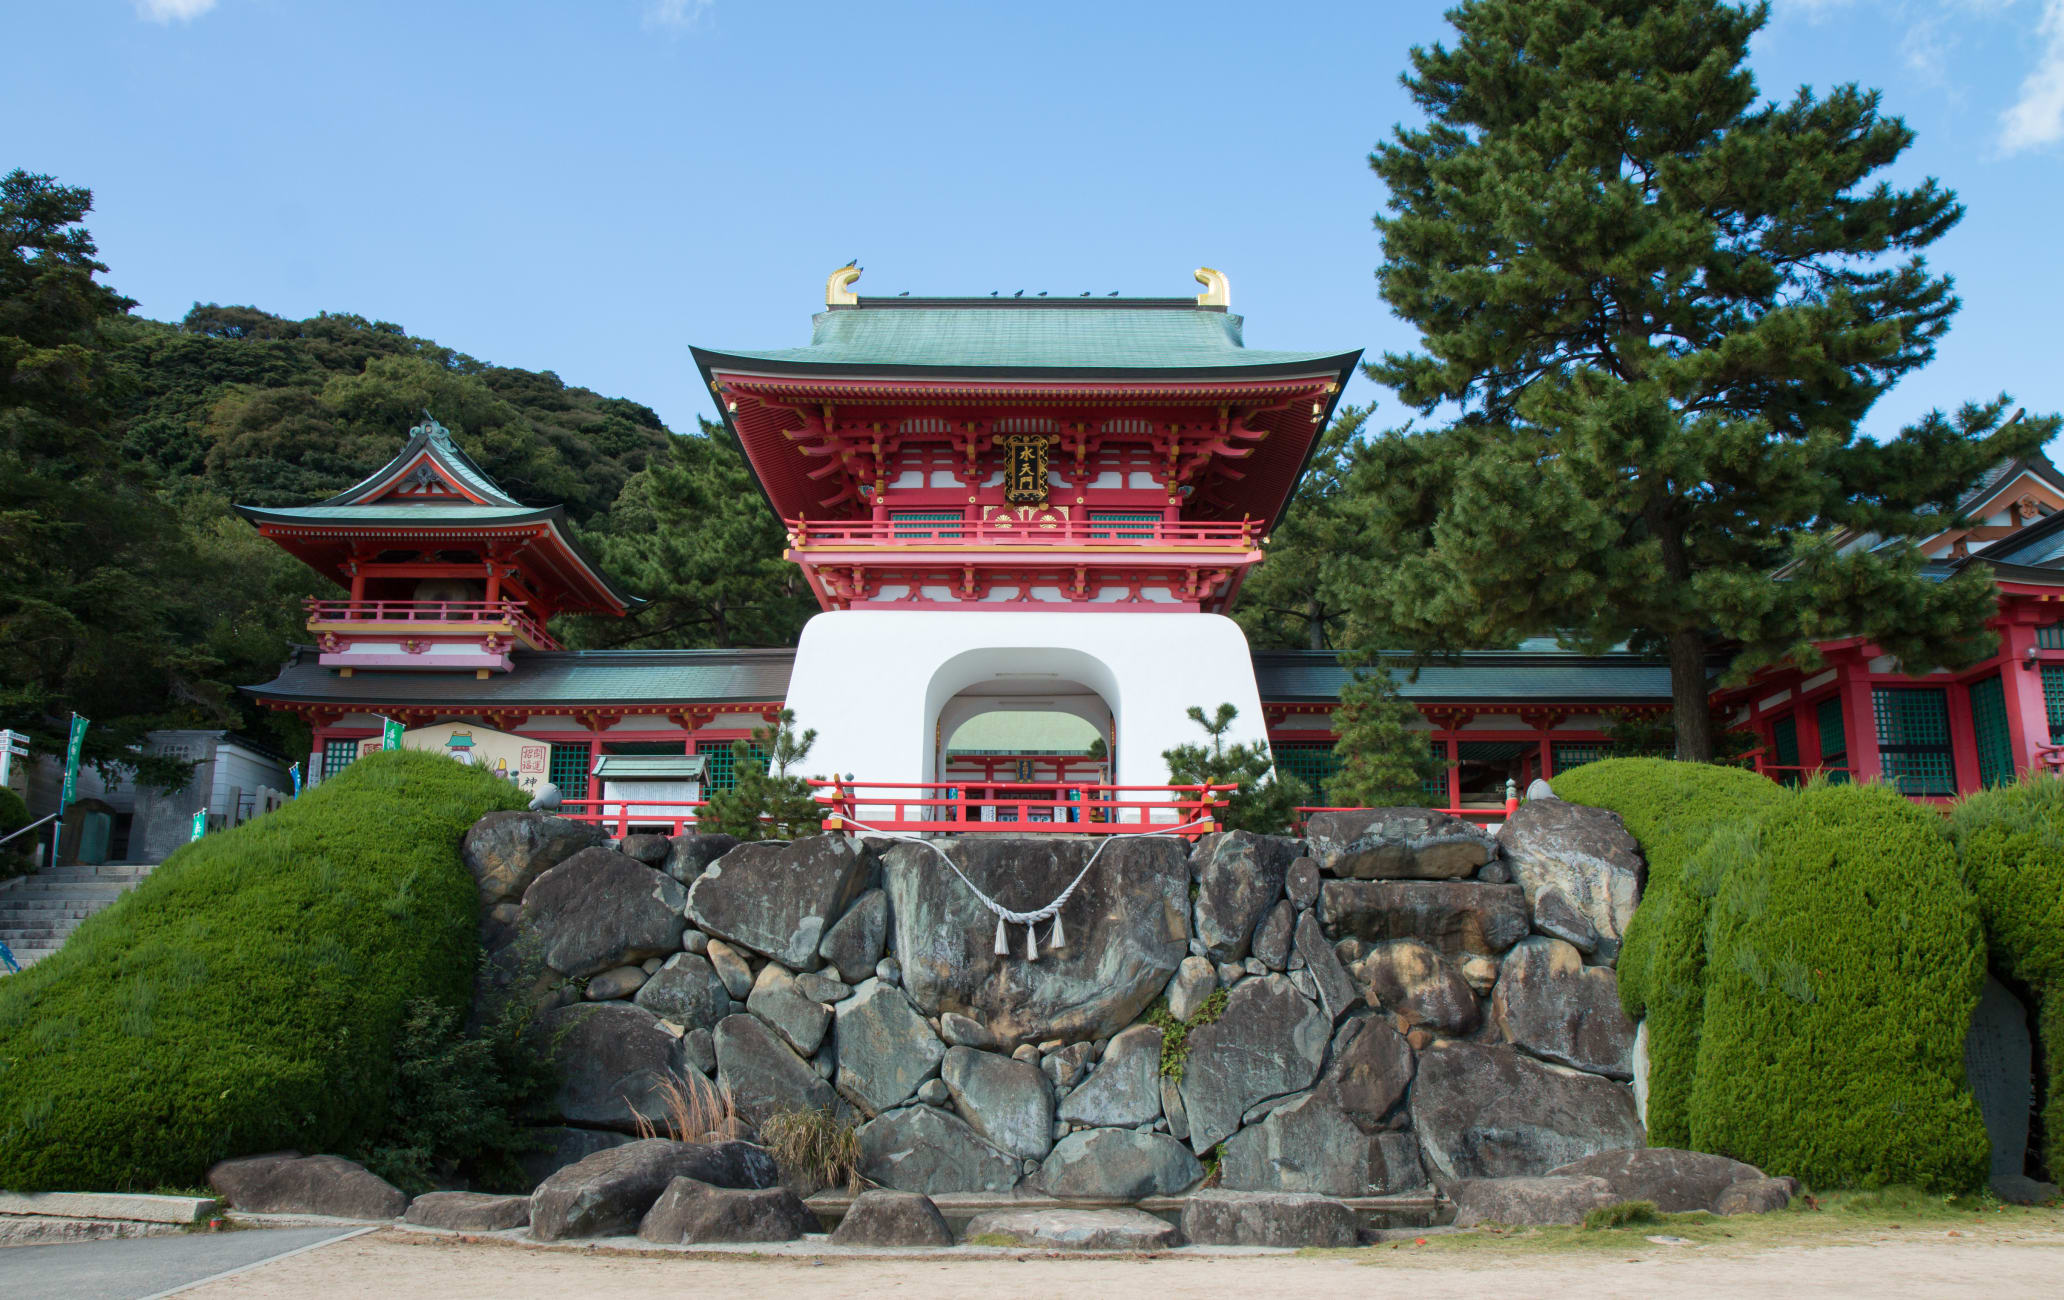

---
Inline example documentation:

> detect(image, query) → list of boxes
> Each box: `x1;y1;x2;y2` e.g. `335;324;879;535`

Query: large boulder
1718;1176;1801;1214
1165;956;1216;1022
1189;831;1296;963
747;963;833;1057
1348;939;1481;1034
829;1189;953;1246
1180;1189;1360;1248
1496;798;1642;961
518;1127;634;1189
1058;1023;1163;1128
636;1177;817;1243
883;837;1189;1047
961;1207;1179;1251
632;953;732;1032
1410;1042;1644;1183
534;1002;684;1132
463;811;604;905
1176;975;1329;1154
404;1191;530;1232
687;835;877;971
1039;1128;1203;1200
1251;901;1295;970
1294;909;1358;1024
856;1104;1021;1194
206;1153;406;1219
1218;1090;1422;1195
941;1046;1053;1159
1449;1174;1619;1227
663;832;741;886
712;1013;836;1125
1548;1147;1768;1213
1318;1014;1415;1131
818;888;889;984
1491;937;1637;1078
521;847;686;979
1304;808;1496;880
835;978;947;1116
1318;880;1529;957
529;1139;778;1240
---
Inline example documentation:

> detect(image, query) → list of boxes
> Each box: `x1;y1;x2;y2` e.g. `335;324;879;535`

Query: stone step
0;900;96;915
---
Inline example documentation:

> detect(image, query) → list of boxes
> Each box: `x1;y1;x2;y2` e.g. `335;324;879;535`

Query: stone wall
464;794;1650;1199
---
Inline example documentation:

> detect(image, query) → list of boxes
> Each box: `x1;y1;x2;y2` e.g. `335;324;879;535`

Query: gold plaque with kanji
1001;434;1052;505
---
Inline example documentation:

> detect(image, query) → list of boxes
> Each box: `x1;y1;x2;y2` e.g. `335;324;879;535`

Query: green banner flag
61;713;88;806
381;717;405;750
190;810;206;841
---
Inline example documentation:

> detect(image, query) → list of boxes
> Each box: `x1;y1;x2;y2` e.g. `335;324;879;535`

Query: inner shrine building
241;267;2064;817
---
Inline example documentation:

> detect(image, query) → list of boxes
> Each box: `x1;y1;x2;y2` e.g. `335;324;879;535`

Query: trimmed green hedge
0;749;526;1191
1690;782;1989;1191
1550;758;1789;1145
1947;776;2064;1179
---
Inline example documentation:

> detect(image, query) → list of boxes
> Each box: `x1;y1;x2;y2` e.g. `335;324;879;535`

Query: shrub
0;748;527;1191
759;1106;861;1194
699;709;824;841
0;786;32;882
1581;1199;1659;1230
1551;758;1789;1144
1947;775;2064;1179
1163;703;1307;835
1689;782;1989;1192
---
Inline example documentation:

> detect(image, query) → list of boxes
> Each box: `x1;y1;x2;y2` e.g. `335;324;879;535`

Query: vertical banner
61;713;89;806
381;716;405;750
289;762;302;798
190;810;207;841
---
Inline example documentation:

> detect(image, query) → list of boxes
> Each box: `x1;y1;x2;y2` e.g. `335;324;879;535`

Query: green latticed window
1272;742;1339;806
1968;676;2013;788
1815;695;1850;784
2045;665;2064;743
1551;742;1611;773
1770;714;1801;786
549;743;591;800
321;738;360;780
1873;686;1956;796
1088;512;1160;539
891;511;962;540
697;739;768;793
2037;624;2064;650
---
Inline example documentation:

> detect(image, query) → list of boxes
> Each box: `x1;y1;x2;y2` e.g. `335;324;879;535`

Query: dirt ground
187;1211;2064;1300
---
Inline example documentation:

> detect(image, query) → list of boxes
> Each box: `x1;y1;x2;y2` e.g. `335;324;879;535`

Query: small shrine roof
244;646;796;709
695;297;1356;378
1252;646;1674;704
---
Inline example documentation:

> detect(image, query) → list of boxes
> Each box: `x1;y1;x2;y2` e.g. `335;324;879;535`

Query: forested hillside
1;169;806;783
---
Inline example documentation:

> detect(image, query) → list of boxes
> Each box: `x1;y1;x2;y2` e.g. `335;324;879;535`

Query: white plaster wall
783;610;1270;799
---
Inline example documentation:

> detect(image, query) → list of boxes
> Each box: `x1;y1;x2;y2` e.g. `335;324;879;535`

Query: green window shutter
1088;512;1160;539
2037;624;2064;650
1968;676;2013;788
1815;695;1849;784
321;738;359;780
1872;686;1956;796
696;739;769;793
2044;665;2064;744
1770;714;1801;786
890;511;962;540
1272;742;1340;806
1550;742;1610;772
548;743;591;800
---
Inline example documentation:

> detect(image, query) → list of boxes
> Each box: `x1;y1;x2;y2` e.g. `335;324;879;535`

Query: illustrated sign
358;721;549;798
61;713;89;806
380;716;405;750
1001;434;1051;506
190;810;207;842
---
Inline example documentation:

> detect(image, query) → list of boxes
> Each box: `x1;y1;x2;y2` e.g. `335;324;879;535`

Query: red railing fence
809;779;1233;837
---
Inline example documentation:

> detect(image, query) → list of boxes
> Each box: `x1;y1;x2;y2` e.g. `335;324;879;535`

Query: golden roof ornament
1193;267;1230;308
826;262;863;306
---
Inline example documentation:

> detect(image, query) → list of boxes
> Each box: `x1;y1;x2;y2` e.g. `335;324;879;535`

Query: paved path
1;1224;364;1300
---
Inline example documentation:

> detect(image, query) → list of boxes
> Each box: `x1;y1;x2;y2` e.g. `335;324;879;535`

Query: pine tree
698;709;824;841
1163;703;1308;835
1329;667;1444;808
1350;0;2057;760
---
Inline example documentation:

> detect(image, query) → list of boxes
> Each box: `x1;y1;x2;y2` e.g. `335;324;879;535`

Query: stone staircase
0;863;155;969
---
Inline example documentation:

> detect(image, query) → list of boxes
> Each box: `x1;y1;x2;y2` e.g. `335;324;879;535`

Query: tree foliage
1328;666;1443;807
1163;703;1308;834
1346;0;2056;759
698;709;825;841
1233;404;1371;652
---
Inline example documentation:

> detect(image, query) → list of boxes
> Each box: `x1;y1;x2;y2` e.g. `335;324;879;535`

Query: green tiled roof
1252;650;1674;703
593;754;707;779
244;646;795;708
698;299;1353;374
237;503;558;526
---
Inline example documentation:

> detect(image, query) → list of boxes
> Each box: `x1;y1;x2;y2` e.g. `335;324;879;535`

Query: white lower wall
782;610;1270;796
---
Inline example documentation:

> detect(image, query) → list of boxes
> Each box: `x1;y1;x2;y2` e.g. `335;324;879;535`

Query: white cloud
2000;0;2064;151
644;0;714;30
135;0;217;21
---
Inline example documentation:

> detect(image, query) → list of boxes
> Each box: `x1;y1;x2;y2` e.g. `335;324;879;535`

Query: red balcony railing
810;779;1234;837
786;517;1261;550
558;797;708;835
303;598;561;650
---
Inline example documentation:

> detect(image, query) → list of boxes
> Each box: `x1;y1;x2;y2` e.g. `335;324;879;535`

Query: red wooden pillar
1839;666;1883;784
1997;623;2051;775
484;561;501;606
1798;697;1825;770
1444;736;1460;809
1946;679;1981;795
1537;736;1554;783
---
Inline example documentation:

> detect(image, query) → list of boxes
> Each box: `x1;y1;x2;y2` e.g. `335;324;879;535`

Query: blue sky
7;0;2060;442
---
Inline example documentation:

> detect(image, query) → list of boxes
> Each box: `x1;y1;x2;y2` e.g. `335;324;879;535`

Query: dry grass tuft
629;1073;741;1143
759;1105;863;1193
